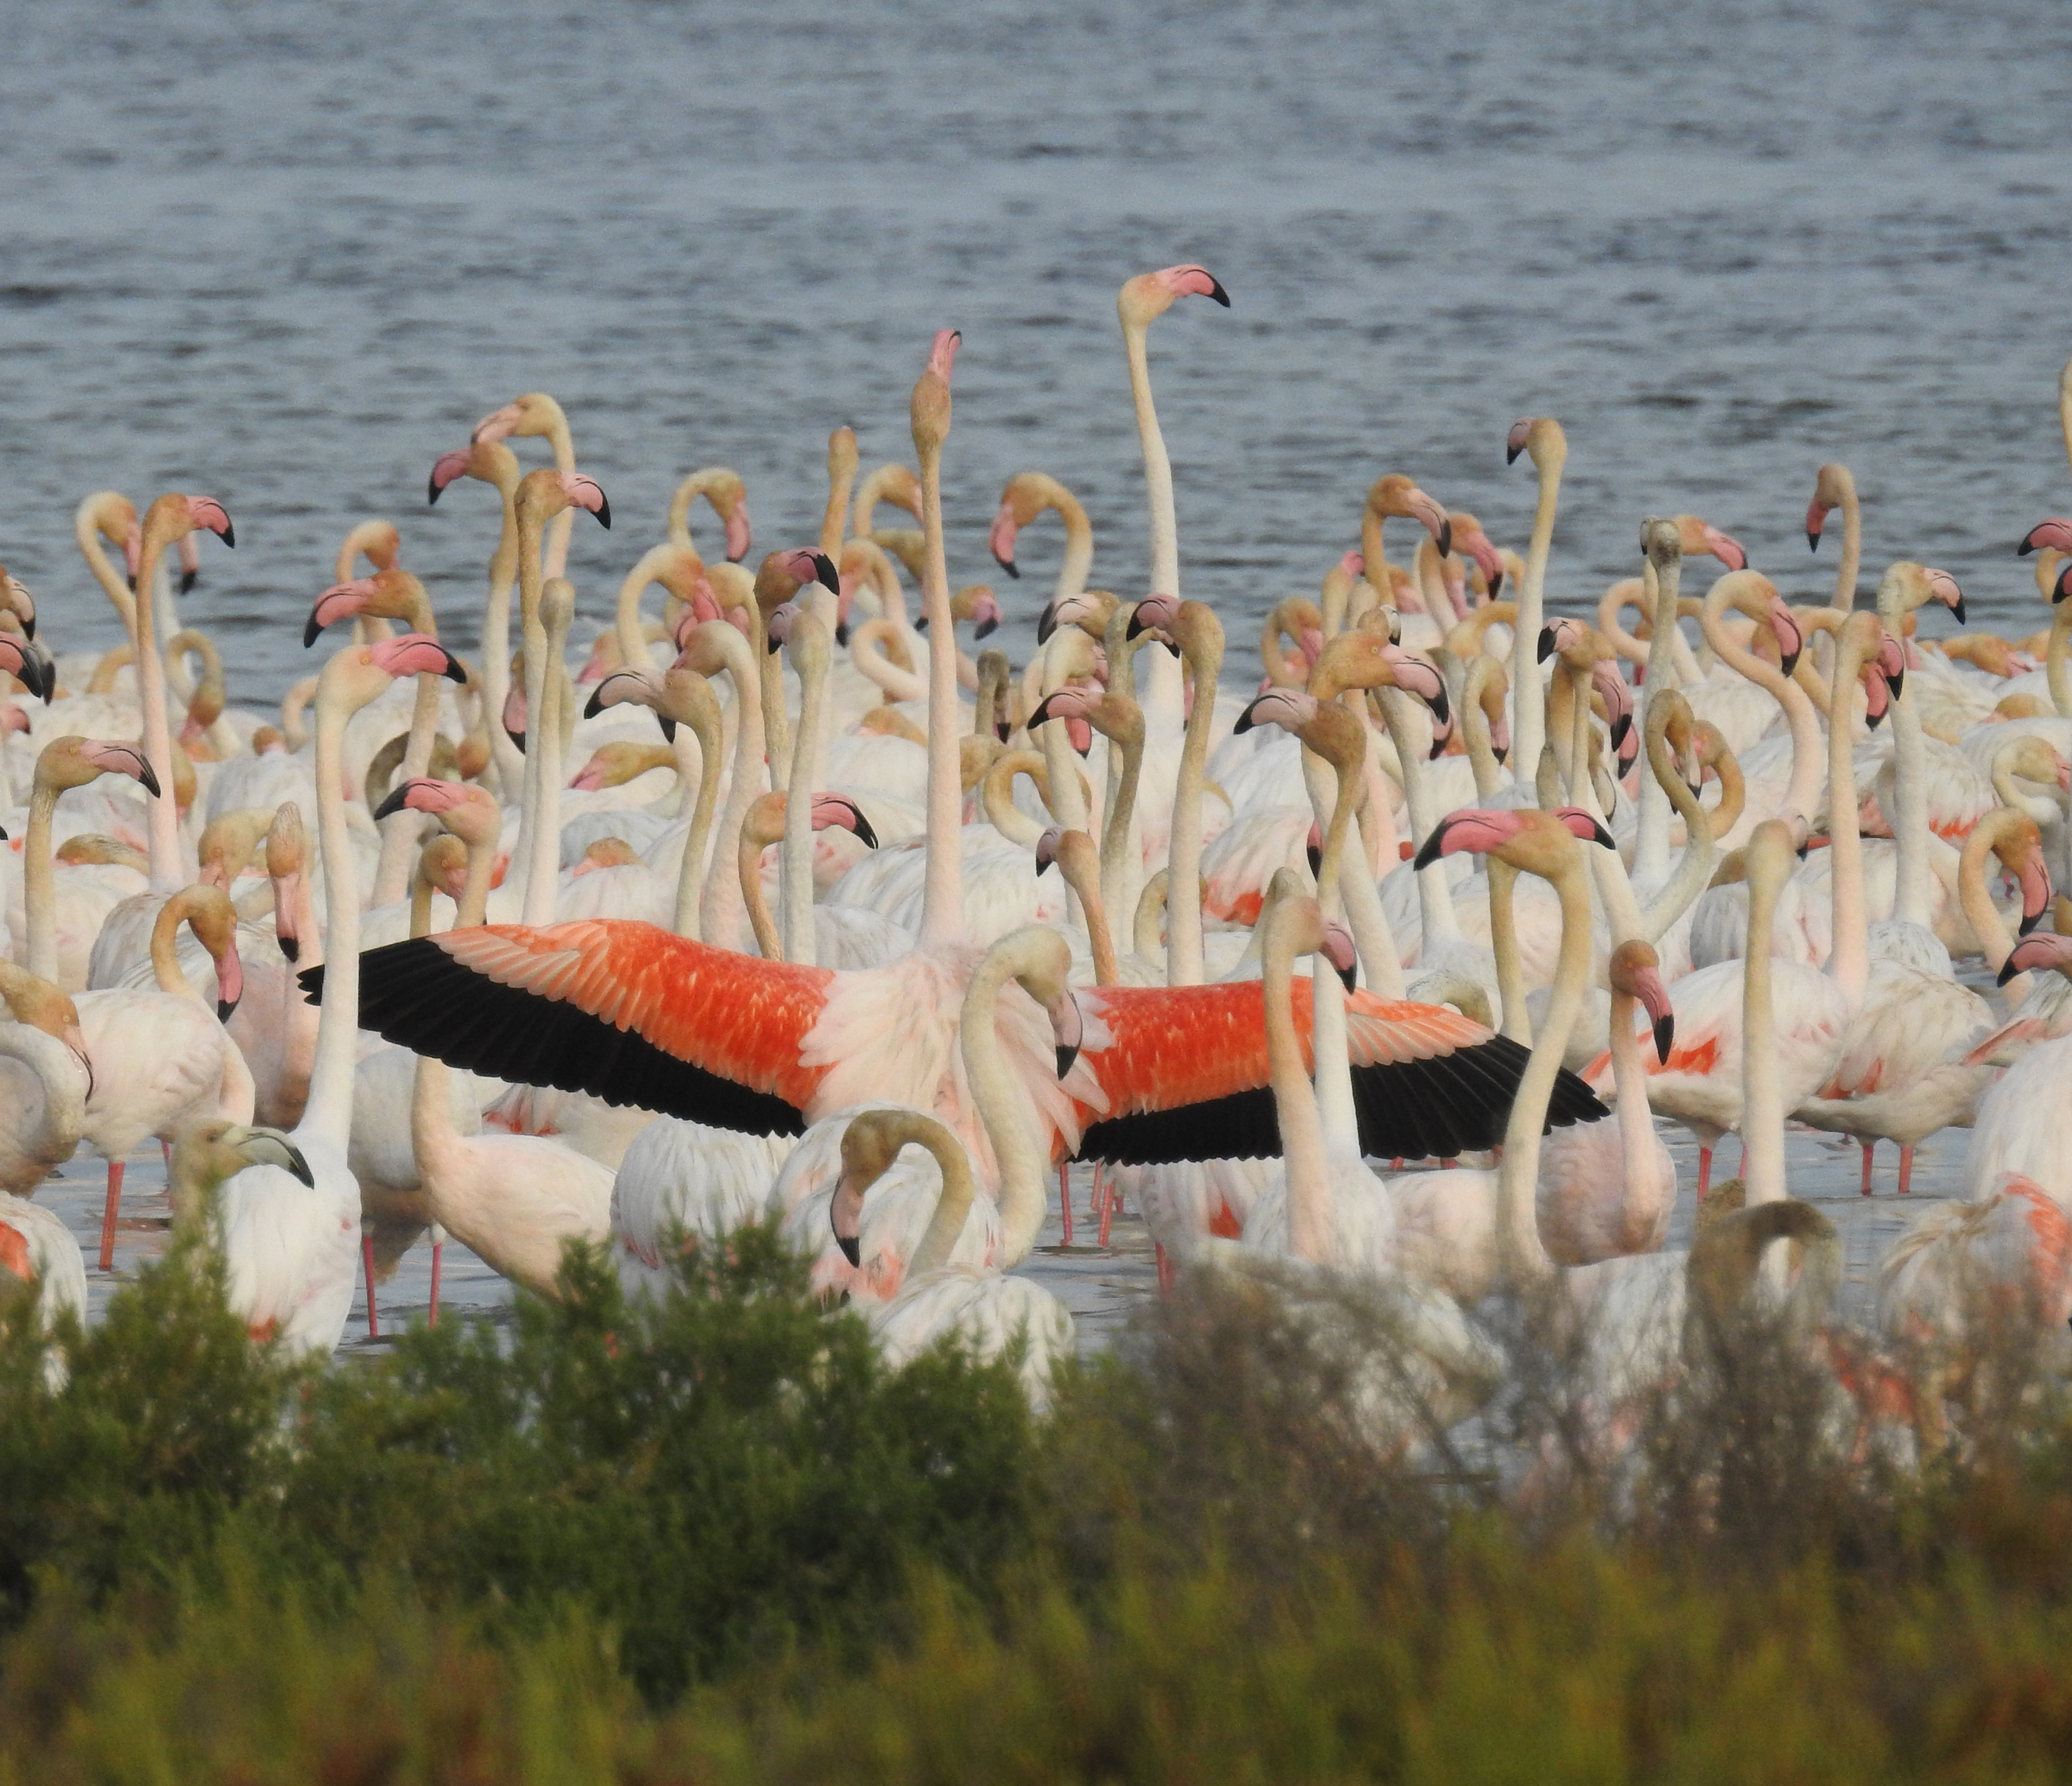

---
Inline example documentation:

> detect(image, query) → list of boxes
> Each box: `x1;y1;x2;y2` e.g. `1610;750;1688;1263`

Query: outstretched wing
308;922;834;1135
1075;980;1604;1165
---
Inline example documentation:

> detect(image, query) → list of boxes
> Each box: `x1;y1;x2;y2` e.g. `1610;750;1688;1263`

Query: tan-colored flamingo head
2017;517;2072;561
1117;264;1229;333
303;567;430;646
567;741;675;794
471;392;567;446
318;636;464;727
171;1120;315;1208
375;776;502;852
945;584;1003;637
428;439;523;504
1876;560;1967;625
1029;681;1143;751
1608;938;1676;1063
196;807;275;892
753;549;840;617
1806;462;1855;551
1365;474;1453;557
142;493;236;556
2002;930;2072;988
513;467;610;533
1415;806;1615;878
0;960;92;1085
1304;629;1450;728
909;329;961;456
0;567;36;640
1707;571;1805;675
1506;416;1567;470
1039;587;1119;645
35;736;159;800
1446;512;1506;598
740;789;878;854
415;832;471;903
1672;515;1746;570
1232;686;1367;776
988;471;1068;576
161;883;244;1020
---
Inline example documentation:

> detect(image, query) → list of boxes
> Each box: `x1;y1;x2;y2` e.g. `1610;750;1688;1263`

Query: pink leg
1058;1162;1073;1245
1861;1143;1875;1196
1899;1145;1914;1196
1390;1158;1404;1172
97;1158;124;1273
428;1236;443;1327
1696;1146;1712;1201
362;1232;380;1339
160;1138;172;1170
1156;1242;1175;1296
1097;1165;1115;1249
1440;1158;1457;1170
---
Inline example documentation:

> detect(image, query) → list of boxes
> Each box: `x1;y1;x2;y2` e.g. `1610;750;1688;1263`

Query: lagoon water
4;0;2065;1334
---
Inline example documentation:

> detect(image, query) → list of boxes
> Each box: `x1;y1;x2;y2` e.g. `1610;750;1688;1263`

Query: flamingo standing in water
339;334;1593;1213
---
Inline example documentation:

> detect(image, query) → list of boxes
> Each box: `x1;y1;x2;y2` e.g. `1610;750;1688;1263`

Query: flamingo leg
428;1233;443;1327
1097;1165;1115;1249
1861;1143;1875;1196
160;1138;171;1170
1696;1146;1712;1201
1058;1161;1073;1245
1898;1145;1914;1196
97;1158;124;1273
362;1232;380;1339
1155;1242;1174;1295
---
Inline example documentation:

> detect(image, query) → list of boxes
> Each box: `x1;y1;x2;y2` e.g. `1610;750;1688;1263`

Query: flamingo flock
2;270;2071;1428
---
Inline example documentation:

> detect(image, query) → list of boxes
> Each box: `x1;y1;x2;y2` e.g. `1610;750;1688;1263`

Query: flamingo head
1034;826;1064;874
1415;806;1613;872
1537;616;1587;663
2001;931;2072;987
471;393;563;445
0;635;52;703
1121;264;1230;328
1;569;38;639
925;327;961;384
584;668;659;722
373;775;480;823
1368;474;1453;558
2053;562;2072;606
1675;516;1745;569
1234;686;1319;736
760;548;840;603
1125;591;1185;655
2018;518;2072;558
963;587;1003;638
561;472;611;529
426;448;473;505
1505;418;1537;465
1922;566;1967;625
370;634;466;683
304;577;380;647
1765;595;1805;678
64;738;160;799
180;496;235;550
1318;915;1358;992
1609;939;1675;1063
122;519;143;588
1027;682;1102;733
809;793;878;850
1455;518;1505;598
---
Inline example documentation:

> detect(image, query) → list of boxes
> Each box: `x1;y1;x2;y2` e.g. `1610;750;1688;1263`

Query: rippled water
7;0;2060;1334
5;0;2072;708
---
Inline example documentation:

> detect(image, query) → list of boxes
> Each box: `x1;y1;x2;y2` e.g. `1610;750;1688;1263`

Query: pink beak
724;501;751;564
988;501;1021;575
1702;526;1748;571
1405;486;1452;557
213;946;244;1022
569;754;611;792
1634;966;1675;1063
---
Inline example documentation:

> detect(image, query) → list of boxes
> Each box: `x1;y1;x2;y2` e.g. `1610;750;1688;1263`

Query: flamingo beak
1537;625;1557;664
989;501;1021;577
1306;822;1322;880
1319;920;1358;993
724;503;751;564
214;949;244;1023
829;1177;863;1269
1634;968;1675;1064
1048;991;1085;1081
1035;828;1061;874
1506;419;1533;466
2019;857;2054;934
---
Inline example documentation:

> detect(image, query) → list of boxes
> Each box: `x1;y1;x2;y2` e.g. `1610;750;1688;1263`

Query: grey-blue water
5;0;2072;709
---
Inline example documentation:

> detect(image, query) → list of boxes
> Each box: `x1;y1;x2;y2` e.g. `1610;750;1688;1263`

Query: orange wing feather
435;922;834;1107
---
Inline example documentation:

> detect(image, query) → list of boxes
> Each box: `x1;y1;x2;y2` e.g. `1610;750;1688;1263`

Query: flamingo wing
314;922;833;1136
1075;980;1604;1165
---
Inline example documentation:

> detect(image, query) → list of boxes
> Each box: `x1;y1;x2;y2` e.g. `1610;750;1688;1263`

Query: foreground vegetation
5;1232;2072;1782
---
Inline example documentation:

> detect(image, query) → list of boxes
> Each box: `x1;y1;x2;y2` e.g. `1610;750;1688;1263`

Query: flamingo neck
149;901;201;1003
701;639;765;951
523;590;571;927
1053;489;1094;603
1488;860;1532;1044
1834;484;1862;610
614;561;663;676
514;504;553;924
371;669;445;908
1264;924;1337;1266
1956;818;2018;975
0;1024;86;1165
673;720;723;942
1378;687;1462;945
1163;629;1220;984
738;827;781;961
1704;598;1823;828
482;479;525;798
1606;986;1659;1201
958;953;1048;1262
917;438;965;950
1637;731;1717;943
1633;554;1682;884
1496;862;1584;1282
304;694;363;1145
906;1122;981;1281
852;622;926;704
1510;454;1563;788
1099;730;1143;930
1877;591;1933;930
1741;865;1786;1204
781;652;826;965
543;417;577;581
76;509;138;639
1825;667;1870;1009
132;530;184;892
21;781;62;982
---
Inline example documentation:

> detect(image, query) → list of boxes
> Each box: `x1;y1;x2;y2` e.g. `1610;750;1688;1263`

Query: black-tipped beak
1951;595;1967;625
1537;626;1556;664
1427;684;1450;728
1808;530;1821;553
303;611;325;649
996;720;1011;742
1436;519;1453;560
850;810;879;849
1205;275;1231;307
278;934;298;964
1232;698;1260;735
1506;442;1523;465
428;473;444;505
217;996;239;1023
1584;818;1616;849
592;494;612;530
438;651;466;682
1428;731;1448;761
1412;826;1449;872
583;687;606;719
995;551;1020;578
1125;609;1150;641
506;726;526;754
1486;570;1503;601
372;784;412;822
1056;1043;1080;1080
2020;901;2047;936
14;651;52;703
974;613;999;639
2055;565;2072;605
836;1230;861;1268
1609;713;1632;751
835;619;850;647
659;715;678;744
1027;693;1057;728
218;521;236;549
913;613;929;633
1999;954;2027;987
134;758;162;799
766;630;784;655
1335;958;1358;994
1035;606;1057;644
1653;1014;1675;1064
180;568;199;595
1306;841;1322;878
810;552;839;594
1780;643;1801;679
281;1141;315;1188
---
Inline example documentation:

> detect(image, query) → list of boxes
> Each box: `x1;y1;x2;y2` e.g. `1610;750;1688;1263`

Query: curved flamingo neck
781;619;829;965
74;500;137;639
1702;589;1823;827
904;1118;981;1280
673;710;724;942
513;494;553;924
1376;686;1462;945
1496;858;1583;1281
1606;985;1660;1201
1163;613;1222;984
131;515;184;892
22;779;63;982
1262;904;1336;1265
1049;485;1094;603
1957;814;2022;975
1634;543;1683;885
958;945;1049;1262
698;628;766;951
1741;852;1787;1204
1824;645;1871;1009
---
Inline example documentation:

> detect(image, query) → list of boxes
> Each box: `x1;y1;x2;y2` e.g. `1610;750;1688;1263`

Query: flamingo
213;634;466;1355
17;737;162;991
1806;462;1862;608
0;962;92;1196
428;436;526;797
